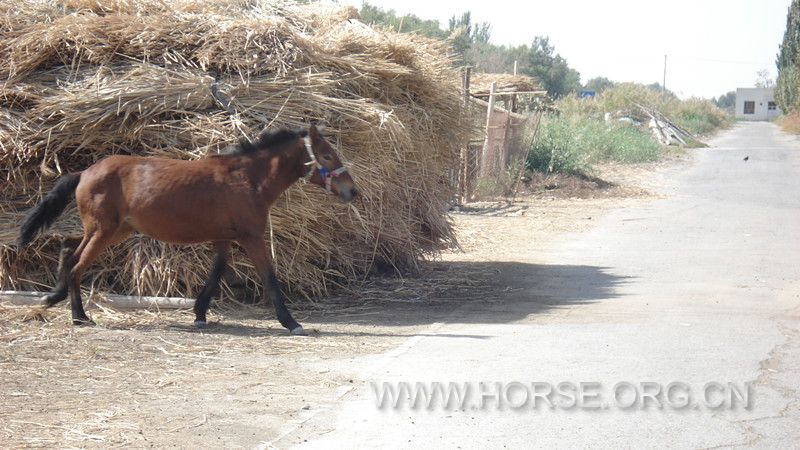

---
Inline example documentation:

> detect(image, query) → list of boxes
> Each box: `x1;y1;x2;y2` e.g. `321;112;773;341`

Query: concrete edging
0;291;194;309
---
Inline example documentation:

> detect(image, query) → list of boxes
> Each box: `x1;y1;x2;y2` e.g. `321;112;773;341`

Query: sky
335;0;791;99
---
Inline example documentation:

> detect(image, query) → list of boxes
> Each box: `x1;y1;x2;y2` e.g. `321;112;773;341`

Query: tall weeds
527;84;730;175
528;116;660;174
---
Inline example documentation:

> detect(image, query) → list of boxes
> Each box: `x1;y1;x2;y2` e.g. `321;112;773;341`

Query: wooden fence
458;69;546;203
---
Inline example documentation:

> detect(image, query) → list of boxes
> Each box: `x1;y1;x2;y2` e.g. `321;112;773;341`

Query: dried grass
0;0;465;301
777;110;800;134
470;73;540;96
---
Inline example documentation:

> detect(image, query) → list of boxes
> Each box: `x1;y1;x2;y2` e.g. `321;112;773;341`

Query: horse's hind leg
193;241;231;328
238;237;306;336
67;224;131;325
41;236;81;308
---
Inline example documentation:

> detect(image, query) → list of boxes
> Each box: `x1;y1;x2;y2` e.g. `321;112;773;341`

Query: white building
735;87;780;121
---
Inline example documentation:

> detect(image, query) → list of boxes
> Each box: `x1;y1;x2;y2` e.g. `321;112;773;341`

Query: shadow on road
51;260;631;336
292;260;632;328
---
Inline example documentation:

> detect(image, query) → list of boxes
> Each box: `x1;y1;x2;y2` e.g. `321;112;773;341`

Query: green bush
528;117;591;174
669;99;730;134
527;116;661;174
553;84;731;135
526;82;730;175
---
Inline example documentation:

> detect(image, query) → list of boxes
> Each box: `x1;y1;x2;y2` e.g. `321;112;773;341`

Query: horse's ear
309;124;321;141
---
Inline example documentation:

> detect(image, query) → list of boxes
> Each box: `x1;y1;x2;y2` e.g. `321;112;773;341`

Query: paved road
273;122;800;449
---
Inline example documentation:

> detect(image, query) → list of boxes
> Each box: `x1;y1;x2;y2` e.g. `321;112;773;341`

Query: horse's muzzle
339;187;358;203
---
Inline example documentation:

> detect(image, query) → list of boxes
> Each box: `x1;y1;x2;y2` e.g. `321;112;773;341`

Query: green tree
465;42;513;72
776;0;800;110
523;36;581;98
472;22;491;44
585;77;615;93
755;69;775;88
447;12;491;43
642;82;678;99
713;91;736;110
356;4;583;99
447;11;492;62
777;0;800;70
777;66;800;110
359;3;446;39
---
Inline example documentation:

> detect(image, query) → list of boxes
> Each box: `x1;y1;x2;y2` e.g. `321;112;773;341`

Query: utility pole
663;54;667;93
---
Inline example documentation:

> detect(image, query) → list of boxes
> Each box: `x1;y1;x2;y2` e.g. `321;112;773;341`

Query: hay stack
470;73;541;97
0;0;464;300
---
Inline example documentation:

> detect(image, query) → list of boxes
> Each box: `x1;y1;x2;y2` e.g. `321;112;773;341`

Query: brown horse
18;125;356;335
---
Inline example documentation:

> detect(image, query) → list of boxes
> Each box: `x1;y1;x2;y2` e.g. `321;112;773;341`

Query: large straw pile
0;0;465;301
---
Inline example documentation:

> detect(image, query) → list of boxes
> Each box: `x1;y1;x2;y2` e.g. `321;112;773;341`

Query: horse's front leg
238;237;306;335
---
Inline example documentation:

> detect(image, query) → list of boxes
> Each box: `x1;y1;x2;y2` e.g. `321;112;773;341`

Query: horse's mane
219;128;311;157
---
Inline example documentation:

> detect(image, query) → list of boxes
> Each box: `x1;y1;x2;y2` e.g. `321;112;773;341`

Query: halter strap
302;135;349;193
320;166;349;193
303;136;316;181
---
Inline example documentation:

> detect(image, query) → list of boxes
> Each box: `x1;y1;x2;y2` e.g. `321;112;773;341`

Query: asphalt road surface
272;122;800;449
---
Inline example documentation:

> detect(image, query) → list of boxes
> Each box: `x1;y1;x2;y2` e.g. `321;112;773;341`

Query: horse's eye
321;154;333;161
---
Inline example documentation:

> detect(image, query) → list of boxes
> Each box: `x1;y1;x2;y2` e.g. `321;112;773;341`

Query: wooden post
480;81;497;178
459;67;471;203
500;110;512;170
512;60;518;112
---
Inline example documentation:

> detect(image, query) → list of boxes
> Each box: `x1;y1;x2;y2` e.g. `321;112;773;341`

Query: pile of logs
604;105;707;148
637;105;706;147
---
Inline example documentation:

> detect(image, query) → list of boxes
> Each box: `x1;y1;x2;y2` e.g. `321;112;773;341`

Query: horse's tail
18;173;81;249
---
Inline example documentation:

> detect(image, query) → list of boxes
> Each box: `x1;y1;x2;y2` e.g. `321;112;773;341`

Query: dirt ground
0;158;683;448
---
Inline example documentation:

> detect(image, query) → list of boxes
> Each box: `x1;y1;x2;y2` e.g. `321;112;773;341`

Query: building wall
735;87;780;121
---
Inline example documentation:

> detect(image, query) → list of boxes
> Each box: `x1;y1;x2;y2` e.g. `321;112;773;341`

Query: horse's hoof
40;294;61;308
194;320;207;329
290;325;308;336
72;318;96;327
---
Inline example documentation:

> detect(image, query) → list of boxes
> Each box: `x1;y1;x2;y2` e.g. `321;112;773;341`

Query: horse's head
301;125;358;203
